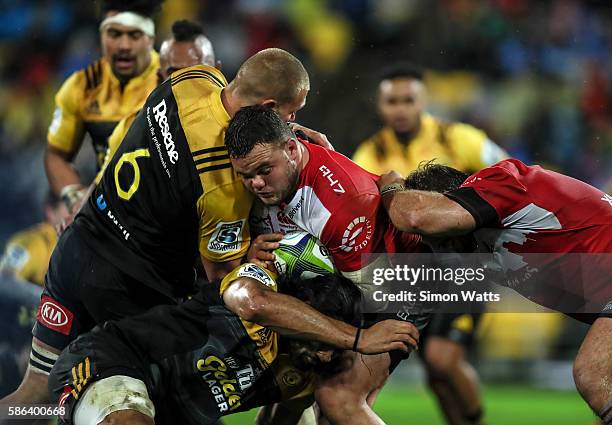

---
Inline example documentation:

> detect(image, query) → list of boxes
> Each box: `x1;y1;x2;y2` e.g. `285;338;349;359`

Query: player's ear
260;99;277;109
286;138;298;160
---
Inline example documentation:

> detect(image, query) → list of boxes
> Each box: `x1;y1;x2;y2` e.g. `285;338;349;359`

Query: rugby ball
274;231;337;280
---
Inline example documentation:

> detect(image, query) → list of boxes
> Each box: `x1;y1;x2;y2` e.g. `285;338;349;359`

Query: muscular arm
44;146;82;196
382;190;476;237
223;277;357;348
222;277;418;354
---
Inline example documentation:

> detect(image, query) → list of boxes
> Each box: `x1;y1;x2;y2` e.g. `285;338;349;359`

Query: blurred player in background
379;160;612;424
0;48;313;415
353;62;508;425
96;19;218;179
0;192;66;397
44;0;162;218
0;192;66;287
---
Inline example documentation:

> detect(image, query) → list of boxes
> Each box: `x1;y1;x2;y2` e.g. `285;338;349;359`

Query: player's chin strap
99;12;155;38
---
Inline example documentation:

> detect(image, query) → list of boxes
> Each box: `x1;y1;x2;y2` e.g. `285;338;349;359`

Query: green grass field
223;385;596;425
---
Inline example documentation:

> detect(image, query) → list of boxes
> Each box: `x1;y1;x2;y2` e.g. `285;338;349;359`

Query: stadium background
0;0;609;423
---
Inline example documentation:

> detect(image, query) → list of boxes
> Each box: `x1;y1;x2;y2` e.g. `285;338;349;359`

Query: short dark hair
102;0;164;18
380;61;424;82
280;274;362;375
171;20;205;42
404;161;469;193
225;105;294;158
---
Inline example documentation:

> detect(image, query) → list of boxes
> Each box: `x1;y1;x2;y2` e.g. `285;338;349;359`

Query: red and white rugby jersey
250;141;421;277
445;159;612;314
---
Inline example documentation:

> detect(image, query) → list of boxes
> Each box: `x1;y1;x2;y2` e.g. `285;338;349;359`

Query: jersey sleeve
444;164;531;228
219;263;278;296
47;71;85;156
318;193;381;273
95;112;137;185
198;181;253;263
446;123;508;172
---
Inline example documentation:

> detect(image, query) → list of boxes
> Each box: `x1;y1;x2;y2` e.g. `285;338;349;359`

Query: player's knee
573;354;599;406
99;410;154;425
315;386;362;423
424;349;458;380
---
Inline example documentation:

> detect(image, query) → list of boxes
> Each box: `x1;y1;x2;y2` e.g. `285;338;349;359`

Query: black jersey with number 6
73;65;253;299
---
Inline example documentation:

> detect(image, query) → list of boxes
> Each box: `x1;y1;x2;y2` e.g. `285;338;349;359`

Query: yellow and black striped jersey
47;53;160;168
0;222;57;286
353;113;508;175
73;65;252;299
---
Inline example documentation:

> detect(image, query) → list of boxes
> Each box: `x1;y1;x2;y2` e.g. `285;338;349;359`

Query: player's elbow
391;208;426;233
235;288;274;323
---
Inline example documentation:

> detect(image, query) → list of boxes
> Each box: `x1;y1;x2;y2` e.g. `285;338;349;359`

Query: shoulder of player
303;143;379;200
67;58;105;93
170;64;227;90
356;128;385;150
428;115;488;143
6;222;54;249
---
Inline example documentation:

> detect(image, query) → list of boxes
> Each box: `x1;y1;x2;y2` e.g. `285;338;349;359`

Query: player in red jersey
226;105;426;424
378;160;612;424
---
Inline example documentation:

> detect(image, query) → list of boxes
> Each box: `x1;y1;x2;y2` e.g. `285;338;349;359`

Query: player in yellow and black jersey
7;48;311;408
0;193;66;287
95;20;219;184
353;63;507;175
48;263;417;425
44;0;163;214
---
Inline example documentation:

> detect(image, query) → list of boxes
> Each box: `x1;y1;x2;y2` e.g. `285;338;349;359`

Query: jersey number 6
114;148;151;201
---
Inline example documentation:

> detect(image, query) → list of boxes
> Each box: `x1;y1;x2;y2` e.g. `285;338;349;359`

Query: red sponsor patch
36;295;74;335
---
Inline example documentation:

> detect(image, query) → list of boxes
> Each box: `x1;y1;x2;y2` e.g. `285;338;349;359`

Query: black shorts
363;307;433;373
419;311;483;352
33;225;175;353
48;324;160;425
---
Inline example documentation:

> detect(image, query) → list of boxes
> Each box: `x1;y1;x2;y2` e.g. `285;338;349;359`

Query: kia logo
41;301;68;327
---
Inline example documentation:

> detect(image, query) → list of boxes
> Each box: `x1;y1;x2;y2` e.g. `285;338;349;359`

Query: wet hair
380;61;424;83
279;274;362;375
171;19;205;42
404;160;469;193
225;105;295;158
101;0;164;18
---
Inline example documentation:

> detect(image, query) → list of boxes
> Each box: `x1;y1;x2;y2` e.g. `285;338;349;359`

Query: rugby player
0;192;66;396
0;192;66;287
44;0;162;216
48;263;419;425
353;62;509;425
378;160;612;424
0;49;313;412
98;19;219;173
226;105;429;424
